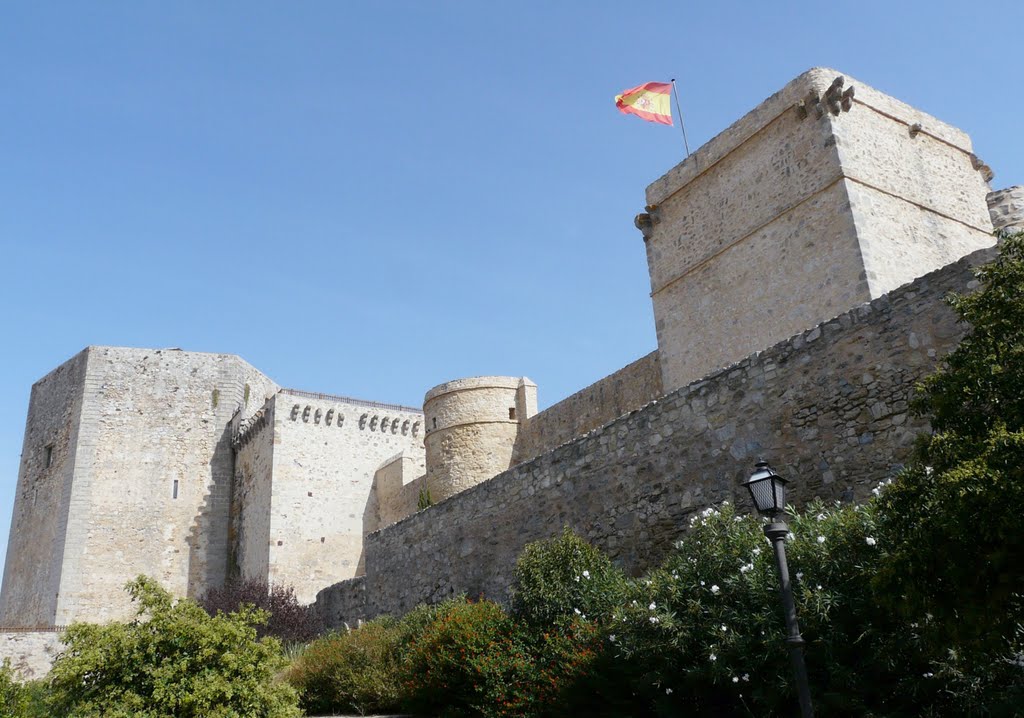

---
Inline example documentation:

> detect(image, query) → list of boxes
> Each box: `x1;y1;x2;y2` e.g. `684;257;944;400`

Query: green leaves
45;576;300;718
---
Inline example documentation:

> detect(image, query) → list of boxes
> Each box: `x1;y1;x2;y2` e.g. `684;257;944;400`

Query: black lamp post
743;461;814;718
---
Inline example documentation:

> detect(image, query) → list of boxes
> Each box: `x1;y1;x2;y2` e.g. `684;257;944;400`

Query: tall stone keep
638;67;995;393
0;347;277;626
423;377;537;502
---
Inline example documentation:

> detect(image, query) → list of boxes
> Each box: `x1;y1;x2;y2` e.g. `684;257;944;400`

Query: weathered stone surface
1;347;279;627
245;391;425;602
423;377;534;502
315;247;993;627
644;68;994;395
515;351;662;462
988;186;1024;233
0;631;63;681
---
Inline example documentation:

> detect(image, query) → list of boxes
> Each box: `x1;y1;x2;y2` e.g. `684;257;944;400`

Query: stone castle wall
0;347;279;626
0;631;64;681
316;246;991;625
231;402;276;583
0;350;88;626
251;391;425;603
642;68;993;395
515;350;662;463
988;185;1024;233
423;377;534;502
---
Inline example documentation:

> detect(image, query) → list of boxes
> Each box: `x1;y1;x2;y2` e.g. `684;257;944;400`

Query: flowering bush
511;526;627;630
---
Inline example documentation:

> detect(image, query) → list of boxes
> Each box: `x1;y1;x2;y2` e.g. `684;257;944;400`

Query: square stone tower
639;68;995;393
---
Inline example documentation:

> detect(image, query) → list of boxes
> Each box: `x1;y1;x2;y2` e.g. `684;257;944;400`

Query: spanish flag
615;82;673;125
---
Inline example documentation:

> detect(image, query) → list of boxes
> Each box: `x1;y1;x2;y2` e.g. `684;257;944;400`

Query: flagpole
670;79;691;158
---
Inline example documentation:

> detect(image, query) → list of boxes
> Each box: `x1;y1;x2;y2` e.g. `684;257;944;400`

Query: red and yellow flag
615;82;673;125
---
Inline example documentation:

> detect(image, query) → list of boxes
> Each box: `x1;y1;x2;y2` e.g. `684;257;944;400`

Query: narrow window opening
172;479;179;499
508;407;516;420
307;491;313;497
320;537;325;544
432;417;437;429
277;540;283;546
43;445;54;468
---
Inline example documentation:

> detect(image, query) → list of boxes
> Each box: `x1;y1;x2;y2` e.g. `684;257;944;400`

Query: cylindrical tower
423;376;535;502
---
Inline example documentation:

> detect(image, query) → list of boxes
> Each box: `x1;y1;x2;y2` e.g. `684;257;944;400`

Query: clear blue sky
2;1;1021;583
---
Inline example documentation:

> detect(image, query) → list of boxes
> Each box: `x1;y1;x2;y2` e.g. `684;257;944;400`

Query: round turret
423;376;527;502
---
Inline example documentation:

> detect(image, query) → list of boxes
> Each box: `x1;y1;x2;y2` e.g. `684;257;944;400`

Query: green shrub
47;576;300;718
286;617;407;716
511;526;627;630
599;501;945;717
878;232;1024;655
402;598;529;718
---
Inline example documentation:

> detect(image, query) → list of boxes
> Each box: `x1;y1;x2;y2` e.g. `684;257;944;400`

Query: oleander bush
46;576;300;718
511;525;628;631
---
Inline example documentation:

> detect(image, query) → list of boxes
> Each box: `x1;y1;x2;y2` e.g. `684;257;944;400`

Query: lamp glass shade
744;462;788;516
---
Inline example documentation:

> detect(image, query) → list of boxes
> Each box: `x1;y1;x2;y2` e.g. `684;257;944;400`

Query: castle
2;68;1022;678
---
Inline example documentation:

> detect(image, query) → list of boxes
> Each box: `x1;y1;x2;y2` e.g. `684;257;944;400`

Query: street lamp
743;461;814;718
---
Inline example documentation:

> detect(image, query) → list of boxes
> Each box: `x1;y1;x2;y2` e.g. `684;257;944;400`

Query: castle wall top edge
645;67;974;207
280;387;422;415
424;376;526;403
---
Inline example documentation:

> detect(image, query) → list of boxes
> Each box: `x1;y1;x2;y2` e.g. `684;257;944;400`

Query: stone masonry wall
0;350;88;626
231;401;275;582
266;391;425;603
0;631;64;681
515;351;662;463
316;247;992;625
988;186;1024;233
643;68;992;396
53;347;277;624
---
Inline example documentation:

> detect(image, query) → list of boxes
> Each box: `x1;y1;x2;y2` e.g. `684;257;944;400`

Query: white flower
609;634;616;642
582;570;591;579
816;585;823;590
740;562;754;573
732;676;739;683
665;688;673;695
817;535;826;544
649;602;657;611
742;673;750;682
923;672;934;678
720;624;727;632
816;513;826;521
709;653;717;661
574;576;580;582
752;547;762;556
865;537;877;546
871;486;881;497
700;580;705;586
796;572;804;580
574;608;581;615
649;616;660;624
711;584;720;594
786;532;795;541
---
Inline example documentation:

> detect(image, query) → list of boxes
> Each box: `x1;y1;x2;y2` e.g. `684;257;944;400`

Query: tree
47;576;300;718
877;232;1024;651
